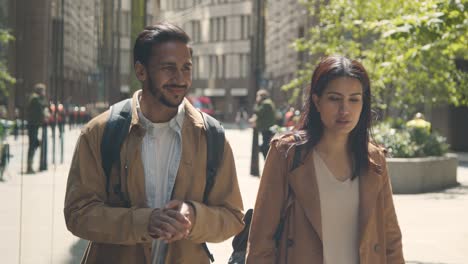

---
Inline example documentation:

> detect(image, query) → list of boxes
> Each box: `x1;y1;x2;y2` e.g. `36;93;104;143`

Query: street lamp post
249;0;266;176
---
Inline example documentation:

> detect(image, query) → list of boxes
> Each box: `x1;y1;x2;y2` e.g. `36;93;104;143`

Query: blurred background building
1;0;467;150
264;0;312;107
157;0;253;120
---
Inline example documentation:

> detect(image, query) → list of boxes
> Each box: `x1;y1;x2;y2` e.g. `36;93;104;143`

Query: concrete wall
387;154;458;194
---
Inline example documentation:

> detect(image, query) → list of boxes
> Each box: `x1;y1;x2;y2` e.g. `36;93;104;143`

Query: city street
0;126;467;263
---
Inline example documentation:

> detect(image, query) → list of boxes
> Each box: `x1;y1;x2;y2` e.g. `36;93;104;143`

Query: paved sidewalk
0;127;467;263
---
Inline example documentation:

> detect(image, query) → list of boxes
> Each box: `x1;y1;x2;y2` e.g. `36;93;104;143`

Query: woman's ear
312;94;320;112
134;61;147;82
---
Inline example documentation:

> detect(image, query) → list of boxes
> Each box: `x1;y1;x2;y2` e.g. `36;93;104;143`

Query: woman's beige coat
246;138;404;264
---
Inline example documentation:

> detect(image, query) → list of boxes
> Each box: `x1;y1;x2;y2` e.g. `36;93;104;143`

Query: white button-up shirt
136;96;185;264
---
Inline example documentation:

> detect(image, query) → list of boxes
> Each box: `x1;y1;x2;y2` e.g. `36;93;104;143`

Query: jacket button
287;239;294;247
374;244;381;253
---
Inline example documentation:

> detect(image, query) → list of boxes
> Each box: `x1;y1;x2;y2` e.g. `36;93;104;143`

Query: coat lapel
288;150;323;241
124;126;147;207
358;159;383;245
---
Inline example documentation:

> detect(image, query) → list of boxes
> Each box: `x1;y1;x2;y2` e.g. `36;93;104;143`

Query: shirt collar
136;92;185;134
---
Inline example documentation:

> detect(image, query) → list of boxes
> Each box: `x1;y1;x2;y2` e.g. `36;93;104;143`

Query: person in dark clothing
249;89;276;158
26;83;47;173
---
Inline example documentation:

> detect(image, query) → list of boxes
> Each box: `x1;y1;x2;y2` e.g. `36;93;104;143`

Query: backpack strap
101;99;132;195
200;111;225;263
201;112;225;203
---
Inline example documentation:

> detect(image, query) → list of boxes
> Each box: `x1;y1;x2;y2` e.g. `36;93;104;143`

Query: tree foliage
284;0;467;119
0;29;15;96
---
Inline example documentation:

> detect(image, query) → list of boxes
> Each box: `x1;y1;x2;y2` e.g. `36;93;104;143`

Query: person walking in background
246;55;404;263
249;89;276;159
235;106;249;129
26;83;47;173
64;22;244;264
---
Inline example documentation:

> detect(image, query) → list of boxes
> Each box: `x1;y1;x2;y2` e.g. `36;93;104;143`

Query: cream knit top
313;150;360;264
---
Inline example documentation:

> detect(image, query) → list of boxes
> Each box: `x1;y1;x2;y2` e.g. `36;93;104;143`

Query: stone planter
386;154;458;194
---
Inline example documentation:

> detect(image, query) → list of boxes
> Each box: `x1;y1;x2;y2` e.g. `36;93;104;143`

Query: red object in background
187;96;215;116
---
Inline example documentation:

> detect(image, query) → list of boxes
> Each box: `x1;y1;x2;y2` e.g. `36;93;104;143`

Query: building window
210;17;227;41
120;50;131;75
209;55;218;79
240;54;249;78
240;15;251;40
218;55;226;78
208;55;225;79
120;11;130;36
192;56;200;80
191;20;201;43
166;0;173;10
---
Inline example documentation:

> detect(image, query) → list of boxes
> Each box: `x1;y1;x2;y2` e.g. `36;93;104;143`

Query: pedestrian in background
64;22;244;264
246;55;404;263
235;106;249;129
26;83;47;173
249;89;276;159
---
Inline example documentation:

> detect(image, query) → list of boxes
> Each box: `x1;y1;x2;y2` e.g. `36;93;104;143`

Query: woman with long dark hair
246;55;404;264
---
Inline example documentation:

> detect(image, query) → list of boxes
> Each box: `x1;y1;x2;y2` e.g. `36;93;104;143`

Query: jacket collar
124;91;205;206
358;148;384;245
129;90;204;133
287;146;384;245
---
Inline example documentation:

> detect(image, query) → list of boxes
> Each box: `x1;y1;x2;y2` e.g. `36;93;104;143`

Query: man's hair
133;22;192;66
257;89;270;100
34;83;46;93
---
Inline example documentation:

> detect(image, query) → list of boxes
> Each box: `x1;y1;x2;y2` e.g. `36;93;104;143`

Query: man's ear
312;94;320;112
134;61;147;82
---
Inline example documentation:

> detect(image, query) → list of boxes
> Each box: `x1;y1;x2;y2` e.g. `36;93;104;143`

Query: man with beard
64;22;244;264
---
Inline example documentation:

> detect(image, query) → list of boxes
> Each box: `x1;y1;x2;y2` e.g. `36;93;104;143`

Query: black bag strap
200;111;225;263
201;112;225;203
101;99;132;194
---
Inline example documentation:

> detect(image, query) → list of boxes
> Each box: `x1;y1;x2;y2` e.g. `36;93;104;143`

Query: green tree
0;29;15;96
284;0;467;119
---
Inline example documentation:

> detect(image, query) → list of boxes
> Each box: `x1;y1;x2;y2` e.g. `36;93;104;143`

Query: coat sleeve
64;130;154;245
186;140;245;243
246;143;288;264
381;156;405;263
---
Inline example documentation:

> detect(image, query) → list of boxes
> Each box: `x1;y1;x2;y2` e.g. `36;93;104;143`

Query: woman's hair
285;55;372;179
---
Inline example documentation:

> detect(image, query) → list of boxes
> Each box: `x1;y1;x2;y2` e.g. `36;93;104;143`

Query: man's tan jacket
64;92;244;264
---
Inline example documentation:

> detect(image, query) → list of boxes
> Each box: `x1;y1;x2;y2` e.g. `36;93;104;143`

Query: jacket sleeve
64;130;154;245
186;140;244;243
246;143;287;264
381;156;405;263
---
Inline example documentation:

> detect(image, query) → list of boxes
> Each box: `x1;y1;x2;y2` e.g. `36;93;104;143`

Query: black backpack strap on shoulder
201;112;225;203
200;111;225;263
101;99;132;194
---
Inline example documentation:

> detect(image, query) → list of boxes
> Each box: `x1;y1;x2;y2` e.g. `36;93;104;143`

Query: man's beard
147;76;184;108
